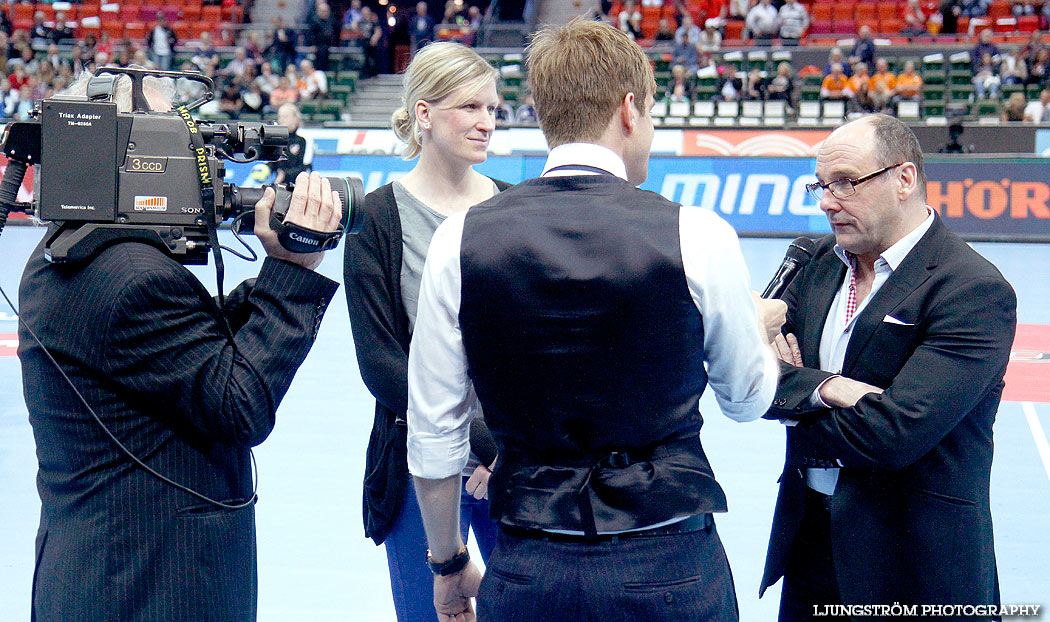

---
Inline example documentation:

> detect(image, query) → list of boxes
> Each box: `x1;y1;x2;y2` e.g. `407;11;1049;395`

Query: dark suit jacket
760;217;1016;611
19;237;337;621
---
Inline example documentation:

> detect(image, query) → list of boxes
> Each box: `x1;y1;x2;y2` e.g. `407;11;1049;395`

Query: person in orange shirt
894;60;924;102
821;63;854;101
869;58;897;112
848;62;873;111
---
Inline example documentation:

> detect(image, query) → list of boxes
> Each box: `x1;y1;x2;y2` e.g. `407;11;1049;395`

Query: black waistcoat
459;174;728;534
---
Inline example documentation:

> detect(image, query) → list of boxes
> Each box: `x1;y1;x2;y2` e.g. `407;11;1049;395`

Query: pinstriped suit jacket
19;235;337;621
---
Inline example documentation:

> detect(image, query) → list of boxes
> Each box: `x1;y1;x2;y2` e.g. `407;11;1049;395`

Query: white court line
1022;401;1050;486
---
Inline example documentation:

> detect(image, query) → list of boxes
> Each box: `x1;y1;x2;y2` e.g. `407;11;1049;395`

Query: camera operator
18;74;342;621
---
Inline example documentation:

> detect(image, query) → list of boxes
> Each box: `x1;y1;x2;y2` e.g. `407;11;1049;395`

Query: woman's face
419;80;498;166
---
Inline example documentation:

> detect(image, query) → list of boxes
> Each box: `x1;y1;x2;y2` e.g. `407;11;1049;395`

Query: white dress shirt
807;209;936;494
407;143;778;480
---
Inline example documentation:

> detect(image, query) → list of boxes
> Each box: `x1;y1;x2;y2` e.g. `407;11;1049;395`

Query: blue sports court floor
1;225;1047;621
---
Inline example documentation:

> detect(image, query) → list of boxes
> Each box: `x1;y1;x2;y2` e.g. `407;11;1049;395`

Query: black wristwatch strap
426;546;470;576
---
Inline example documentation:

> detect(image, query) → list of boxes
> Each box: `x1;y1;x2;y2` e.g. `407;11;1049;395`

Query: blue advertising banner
270;154;1048;241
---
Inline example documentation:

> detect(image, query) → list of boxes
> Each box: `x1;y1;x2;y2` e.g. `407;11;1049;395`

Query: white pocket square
883;315;914;326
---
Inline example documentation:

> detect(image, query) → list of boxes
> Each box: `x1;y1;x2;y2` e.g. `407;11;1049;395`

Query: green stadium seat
923;101;945;117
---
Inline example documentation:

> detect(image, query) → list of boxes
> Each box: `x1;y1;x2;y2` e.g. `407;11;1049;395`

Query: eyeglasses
805;162;906;201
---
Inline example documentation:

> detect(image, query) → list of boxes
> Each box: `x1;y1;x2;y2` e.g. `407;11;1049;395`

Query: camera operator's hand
255;172;342;270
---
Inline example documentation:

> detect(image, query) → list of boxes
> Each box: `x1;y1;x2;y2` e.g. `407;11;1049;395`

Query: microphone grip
469;418;498;468
761;257;800;299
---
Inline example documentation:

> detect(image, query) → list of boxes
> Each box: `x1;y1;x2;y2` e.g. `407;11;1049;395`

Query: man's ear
620;91;637;134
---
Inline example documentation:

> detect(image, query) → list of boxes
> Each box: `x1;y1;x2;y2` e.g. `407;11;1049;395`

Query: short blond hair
525;19;654;147
391;42;498;160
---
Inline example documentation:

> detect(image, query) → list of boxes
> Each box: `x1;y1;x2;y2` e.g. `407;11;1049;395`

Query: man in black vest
405;19;785;622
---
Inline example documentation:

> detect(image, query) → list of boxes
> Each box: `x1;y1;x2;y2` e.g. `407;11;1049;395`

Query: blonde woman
342;42;506;622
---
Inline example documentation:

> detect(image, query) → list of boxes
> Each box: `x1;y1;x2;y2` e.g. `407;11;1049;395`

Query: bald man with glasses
759;114;1016;621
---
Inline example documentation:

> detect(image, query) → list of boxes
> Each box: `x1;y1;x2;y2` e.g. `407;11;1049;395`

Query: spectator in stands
345;0;365;29
147;12;177;72
1023;86;1050;121
410;1;436;52
903;0;930;35
667;63;696;101
698;0;729;24
1002;91;1027;120
973;52;1002;98
826;47;853;77
226;48;253;80
746;0;780;44
958;0;990;17
1026;48;1050;85
869;57;897;111
1001;47;1029;85
743;67;766;100
0;8;11;38
778;0;809;47
494;98;514;125
256;61;280;96
270;75;300;108
1011;0;1038;16
268;16;299;72
618;1;643;39
8;63;29;92
193;31;221;73
30;12;51;47
309;3;338;71
728;0;751;20
51;11;74;45
299;58;329;100
96;32;113;65
44;44;70;73
363;6;391;77
894;60;924;102
821;62;854;101
717;64;743;100
655;18;677;41
939;0;961;34
2;82;18;118
698;19;722;51
15;83;34;119
219;80;244;118
671;31;700;69
766;61;795;105
848;61;874;111
972;29;1000;70
515;93;537;124
243;82;266;115
848;26;876;68
1022;30;1044;64
675;14;702;46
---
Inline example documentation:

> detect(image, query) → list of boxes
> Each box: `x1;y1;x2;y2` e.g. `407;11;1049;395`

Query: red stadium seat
880;17;905;33
854;2;877;20
832;4;854;21
812;4;833;21
808;19;834;34
724;19;745;41
994;17;1017;33
181;5;202;22
125;22;147;41
1018;15;1040;33
876;1;897;20
201;6;222;23
835;18;857;33
12;4;34;22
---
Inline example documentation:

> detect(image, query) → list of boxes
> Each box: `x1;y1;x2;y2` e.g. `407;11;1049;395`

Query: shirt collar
834;208;936;271
541;143;628;180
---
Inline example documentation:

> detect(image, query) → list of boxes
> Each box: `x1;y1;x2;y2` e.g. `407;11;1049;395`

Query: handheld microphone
761;237;816;299
470;418;499;468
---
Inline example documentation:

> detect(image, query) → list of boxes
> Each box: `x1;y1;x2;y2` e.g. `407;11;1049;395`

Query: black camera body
0;68;362;265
